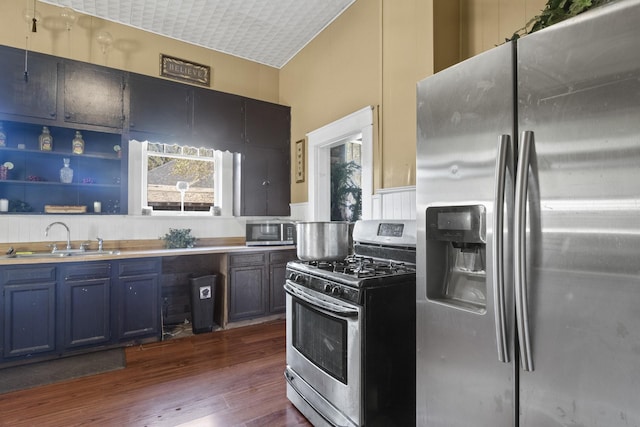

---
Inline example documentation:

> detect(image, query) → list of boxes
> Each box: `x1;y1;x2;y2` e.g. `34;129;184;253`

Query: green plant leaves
161;228;197;249
509;0;607;41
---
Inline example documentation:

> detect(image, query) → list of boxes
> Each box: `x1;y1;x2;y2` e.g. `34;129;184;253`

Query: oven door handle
285;281;359;318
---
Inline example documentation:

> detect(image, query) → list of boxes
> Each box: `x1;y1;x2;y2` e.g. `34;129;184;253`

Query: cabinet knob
262;180;270;186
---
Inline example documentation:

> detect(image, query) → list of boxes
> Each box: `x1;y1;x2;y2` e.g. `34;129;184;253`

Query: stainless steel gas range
285;220;416;427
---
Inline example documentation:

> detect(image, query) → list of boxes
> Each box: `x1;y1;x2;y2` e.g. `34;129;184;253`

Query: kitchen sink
11;252;71;258
82;250;121;256
6;250;121;259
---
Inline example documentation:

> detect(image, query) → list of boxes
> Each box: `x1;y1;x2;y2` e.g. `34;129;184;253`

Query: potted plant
161;228;197;249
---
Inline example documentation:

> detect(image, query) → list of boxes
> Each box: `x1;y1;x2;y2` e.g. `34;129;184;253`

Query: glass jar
0;121;6;147
60;158;73;183
72;131;84;154
39;126;53;151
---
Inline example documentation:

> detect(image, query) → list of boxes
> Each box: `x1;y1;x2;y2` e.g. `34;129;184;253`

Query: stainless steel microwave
246;221;296;246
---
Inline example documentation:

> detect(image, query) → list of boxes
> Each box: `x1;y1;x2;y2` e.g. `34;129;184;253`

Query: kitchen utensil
296;221;350;261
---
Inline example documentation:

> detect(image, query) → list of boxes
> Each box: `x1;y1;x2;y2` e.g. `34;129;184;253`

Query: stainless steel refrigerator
416;1;640;426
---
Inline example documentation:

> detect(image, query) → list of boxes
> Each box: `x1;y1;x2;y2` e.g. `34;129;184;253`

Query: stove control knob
288;273;302;283
331;286;342;296
323;284;332;293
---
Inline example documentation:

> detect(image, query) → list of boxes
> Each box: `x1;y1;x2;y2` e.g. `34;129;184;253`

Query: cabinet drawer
118;258;161;277
269;250;297;265
2;266;57;285
229;252;266;267
63;262;111;280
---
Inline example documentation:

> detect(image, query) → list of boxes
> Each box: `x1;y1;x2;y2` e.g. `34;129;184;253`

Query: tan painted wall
283;0;546;204
280;0;385;204
0;0;280;102
461;0;547;58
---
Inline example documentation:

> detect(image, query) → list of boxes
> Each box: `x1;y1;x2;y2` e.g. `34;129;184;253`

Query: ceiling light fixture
22;6;41;33
96;31;113;55
60;7;77;31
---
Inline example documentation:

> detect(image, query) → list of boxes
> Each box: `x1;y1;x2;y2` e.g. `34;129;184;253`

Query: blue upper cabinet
0;46;58;122
63;62;124;131
244;98;291;151
128;73;192;140
193;88;244;153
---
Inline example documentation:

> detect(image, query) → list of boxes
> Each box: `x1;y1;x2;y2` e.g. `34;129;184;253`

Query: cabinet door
129;73;192;138
265;148;291;216
268;250;297;314
118;273;160;340
0;45;58;121
63;277;111;349
2;264;57;359
228;265;268;321
63;62;124;129
62;262;112;349
237;149;268;216
193;89;243;152
269;263;288;314
237;147;290;216
244;99;290;150
2;265;57;359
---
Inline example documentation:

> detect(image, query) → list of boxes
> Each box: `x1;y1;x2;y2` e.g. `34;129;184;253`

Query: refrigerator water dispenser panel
425;205;487;314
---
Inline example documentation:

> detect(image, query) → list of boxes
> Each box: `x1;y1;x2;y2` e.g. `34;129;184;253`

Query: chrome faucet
45;221;72;251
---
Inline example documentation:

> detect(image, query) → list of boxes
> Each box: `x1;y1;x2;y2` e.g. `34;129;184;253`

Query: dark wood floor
0;320;312;427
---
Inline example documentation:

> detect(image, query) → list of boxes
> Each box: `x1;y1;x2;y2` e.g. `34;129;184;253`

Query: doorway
307;106;373;221
330;139;362;221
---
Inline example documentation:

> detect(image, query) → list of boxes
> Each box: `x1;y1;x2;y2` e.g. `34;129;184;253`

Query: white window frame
307;106;373;221
128;140;234;216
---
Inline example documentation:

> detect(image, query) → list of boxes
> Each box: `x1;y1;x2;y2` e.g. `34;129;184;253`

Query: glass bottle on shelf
72;131;84;154
0;121;6;147
60;158;73;183
39;126;53;151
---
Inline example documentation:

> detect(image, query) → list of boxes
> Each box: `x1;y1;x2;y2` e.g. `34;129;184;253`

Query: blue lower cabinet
62;262;112;349
3;279;57;359
116;258;161;341
0;257;161;365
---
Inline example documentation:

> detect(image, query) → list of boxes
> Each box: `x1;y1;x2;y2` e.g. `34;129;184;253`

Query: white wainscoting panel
293;188;415;222
290;202;309;221
376;186;416;220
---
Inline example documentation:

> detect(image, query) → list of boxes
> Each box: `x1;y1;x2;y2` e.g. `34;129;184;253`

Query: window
128;140;235;216
146;143;214;212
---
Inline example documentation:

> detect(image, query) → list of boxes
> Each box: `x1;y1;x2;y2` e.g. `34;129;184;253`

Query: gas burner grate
303;255;416;278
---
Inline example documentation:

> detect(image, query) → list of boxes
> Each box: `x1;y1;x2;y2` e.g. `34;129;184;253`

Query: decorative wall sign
295;139;305;183
160;54;211;87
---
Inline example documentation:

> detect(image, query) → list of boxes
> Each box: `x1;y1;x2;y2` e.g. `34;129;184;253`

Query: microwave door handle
514;130;534;372
493;134;512;363
284;281;359;318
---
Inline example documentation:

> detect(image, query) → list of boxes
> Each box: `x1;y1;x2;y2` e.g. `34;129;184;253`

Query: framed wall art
295;139;305;183
160;54;211;87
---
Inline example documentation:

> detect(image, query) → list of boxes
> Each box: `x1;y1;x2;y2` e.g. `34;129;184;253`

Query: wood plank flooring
0;320;312;427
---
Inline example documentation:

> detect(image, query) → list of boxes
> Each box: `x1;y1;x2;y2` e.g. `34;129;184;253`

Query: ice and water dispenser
425;205;487;313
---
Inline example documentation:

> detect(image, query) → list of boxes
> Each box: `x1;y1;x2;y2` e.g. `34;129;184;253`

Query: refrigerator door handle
515;130;534;371
492;134;513;363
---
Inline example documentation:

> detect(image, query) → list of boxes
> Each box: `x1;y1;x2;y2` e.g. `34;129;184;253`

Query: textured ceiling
38;0;356;68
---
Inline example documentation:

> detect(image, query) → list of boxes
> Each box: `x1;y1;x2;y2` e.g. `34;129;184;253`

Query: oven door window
292;299;348;384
